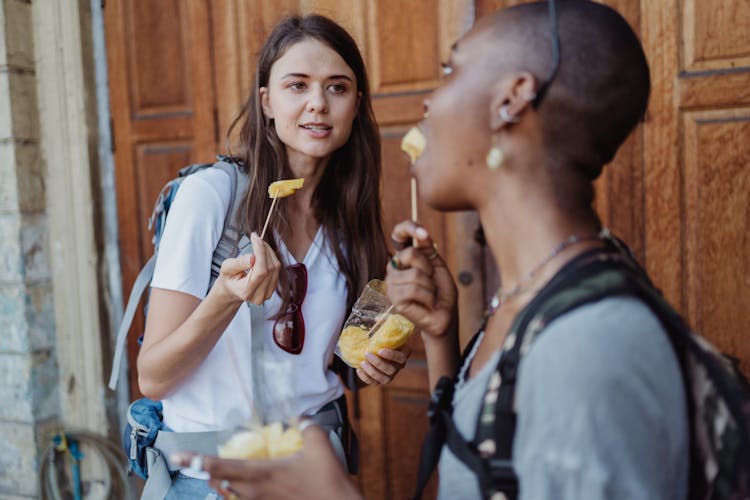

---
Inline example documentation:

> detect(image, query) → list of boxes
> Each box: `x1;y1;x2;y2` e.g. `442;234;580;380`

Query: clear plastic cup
335;280;415;367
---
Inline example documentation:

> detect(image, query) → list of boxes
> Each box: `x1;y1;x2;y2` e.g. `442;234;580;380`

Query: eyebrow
280;72;353;82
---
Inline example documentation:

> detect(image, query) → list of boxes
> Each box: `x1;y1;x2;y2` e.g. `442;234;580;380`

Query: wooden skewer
410;177;418;222
260;196;279;240
368;304;394;337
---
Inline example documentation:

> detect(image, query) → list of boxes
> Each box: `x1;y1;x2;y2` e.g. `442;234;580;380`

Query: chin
420;186;472;212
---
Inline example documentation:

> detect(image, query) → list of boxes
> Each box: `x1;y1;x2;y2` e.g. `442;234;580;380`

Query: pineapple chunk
218;422;303;460
268;178;304;198
400;127;426;163
338;325;370;367
218;430;268;459
369;313;415;352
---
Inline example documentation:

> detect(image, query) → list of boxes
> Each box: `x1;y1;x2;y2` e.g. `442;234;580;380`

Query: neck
284;151;330;214
478;180;601;297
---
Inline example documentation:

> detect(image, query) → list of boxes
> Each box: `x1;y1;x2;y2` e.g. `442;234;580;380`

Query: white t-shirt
151;167;347;435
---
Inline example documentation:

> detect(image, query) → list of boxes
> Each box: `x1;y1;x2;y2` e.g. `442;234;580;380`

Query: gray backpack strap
141;447;171;500
141;428;234;500
209;160;249;288
108;255;156;390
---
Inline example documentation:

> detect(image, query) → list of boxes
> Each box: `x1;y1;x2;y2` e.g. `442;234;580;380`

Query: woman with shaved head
174;2;689;499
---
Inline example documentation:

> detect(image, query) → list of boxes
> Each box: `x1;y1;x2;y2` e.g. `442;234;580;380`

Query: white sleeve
150;169;232;299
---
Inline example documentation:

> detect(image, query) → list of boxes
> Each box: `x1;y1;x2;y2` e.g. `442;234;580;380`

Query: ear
259;87;274;119
488;72;538;131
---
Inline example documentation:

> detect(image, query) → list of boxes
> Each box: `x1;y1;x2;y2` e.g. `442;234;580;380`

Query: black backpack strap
413;376;455;500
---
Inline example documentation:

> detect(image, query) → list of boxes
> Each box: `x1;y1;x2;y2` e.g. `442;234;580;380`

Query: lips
300;122;332;139
300;123;332;131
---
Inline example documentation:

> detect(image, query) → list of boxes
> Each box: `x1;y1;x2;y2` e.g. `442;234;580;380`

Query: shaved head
481;0;650;179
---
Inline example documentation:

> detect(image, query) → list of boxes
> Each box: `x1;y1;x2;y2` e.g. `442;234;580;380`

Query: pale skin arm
385;221;460;390
137;232;281;400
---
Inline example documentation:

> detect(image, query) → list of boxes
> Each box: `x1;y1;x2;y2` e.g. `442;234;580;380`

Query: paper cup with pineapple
336;280;415;368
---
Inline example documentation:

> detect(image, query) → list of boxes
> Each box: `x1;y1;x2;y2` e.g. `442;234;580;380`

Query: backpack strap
413;376;455;499
412;324;493;498
108;255;156;389
209;158;249;287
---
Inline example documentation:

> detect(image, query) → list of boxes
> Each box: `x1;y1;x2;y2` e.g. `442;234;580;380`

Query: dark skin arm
385;221;460;389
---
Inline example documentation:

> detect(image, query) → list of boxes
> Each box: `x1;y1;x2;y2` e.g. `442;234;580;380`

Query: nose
307;85;328;113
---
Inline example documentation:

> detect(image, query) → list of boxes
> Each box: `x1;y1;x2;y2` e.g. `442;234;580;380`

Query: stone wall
0;0;61;497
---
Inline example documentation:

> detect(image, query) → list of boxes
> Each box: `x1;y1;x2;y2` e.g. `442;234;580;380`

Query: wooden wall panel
384;389;436;499
133;144;193;254
683;110;750;373
367;0;439;92
126;0;189;114
685;0;750;70
211;0;300;151
593;0;644;260
642;0;683;307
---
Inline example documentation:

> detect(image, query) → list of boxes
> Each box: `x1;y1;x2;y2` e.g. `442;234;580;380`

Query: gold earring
486;146;504;170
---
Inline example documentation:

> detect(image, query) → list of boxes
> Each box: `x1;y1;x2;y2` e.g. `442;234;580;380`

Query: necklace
485;231;604;318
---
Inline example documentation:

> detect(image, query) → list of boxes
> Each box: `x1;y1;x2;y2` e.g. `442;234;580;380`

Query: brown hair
228;14;388;315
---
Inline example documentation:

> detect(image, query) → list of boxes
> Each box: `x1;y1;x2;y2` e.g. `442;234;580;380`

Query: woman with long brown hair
137;14;407;498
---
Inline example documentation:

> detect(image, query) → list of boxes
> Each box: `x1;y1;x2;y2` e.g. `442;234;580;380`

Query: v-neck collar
275;225;324;267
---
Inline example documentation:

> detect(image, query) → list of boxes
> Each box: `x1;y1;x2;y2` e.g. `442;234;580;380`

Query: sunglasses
532;0;561;109
273;263;308;354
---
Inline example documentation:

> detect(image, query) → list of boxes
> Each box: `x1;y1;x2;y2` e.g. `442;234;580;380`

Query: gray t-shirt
437;297;689;500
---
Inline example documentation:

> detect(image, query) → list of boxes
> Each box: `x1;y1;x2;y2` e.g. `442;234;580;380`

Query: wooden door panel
683;111;750;368
106;0;217;396
384;388;435;499
367;0;440;93
127;0;190;114
685;0;750;71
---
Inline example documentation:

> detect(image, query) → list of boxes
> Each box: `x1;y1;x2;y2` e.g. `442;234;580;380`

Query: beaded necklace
485;231;604;318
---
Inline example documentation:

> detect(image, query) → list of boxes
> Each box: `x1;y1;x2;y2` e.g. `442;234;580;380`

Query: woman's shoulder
177;165;235;204
521;296;676;385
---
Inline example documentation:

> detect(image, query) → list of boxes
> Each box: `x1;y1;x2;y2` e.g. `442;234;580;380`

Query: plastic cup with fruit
336;280;415;368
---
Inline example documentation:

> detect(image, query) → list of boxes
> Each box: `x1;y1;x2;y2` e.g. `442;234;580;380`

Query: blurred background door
106;1;750;498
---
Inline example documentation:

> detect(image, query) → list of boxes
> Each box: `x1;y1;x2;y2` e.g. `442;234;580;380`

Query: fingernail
365;353;378;362
416;227;429;239
251;231;259;240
